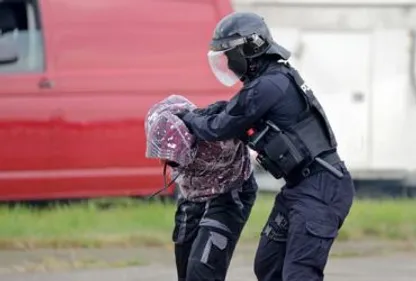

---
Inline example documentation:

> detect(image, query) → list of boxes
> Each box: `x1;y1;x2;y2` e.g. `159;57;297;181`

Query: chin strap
147;162;181;199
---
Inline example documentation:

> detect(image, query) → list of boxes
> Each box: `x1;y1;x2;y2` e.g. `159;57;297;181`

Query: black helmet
211;12;291;60
207;12;290;87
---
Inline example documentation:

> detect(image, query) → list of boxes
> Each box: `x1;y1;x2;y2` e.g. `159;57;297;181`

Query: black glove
193;100;228;116
175;109;190;120
174;109;195;135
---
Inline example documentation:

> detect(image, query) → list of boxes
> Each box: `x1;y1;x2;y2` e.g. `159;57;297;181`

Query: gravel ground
1;241;415;281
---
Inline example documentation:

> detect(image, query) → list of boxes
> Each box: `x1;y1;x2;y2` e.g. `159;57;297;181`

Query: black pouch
262;132;305;176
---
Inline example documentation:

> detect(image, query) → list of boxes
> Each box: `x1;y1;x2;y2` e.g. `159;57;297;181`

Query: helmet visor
207;49;241;87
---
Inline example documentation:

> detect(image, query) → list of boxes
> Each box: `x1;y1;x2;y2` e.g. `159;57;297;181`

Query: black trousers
172;174;258;281
254;163;355;281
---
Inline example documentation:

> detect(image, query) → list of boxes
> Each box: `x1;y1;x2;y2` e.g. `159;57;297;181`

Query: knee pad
186;230;230;281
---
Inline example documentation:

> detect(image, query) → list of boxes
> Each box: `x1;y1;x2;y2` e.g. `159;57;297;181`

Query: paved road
1;252;416;281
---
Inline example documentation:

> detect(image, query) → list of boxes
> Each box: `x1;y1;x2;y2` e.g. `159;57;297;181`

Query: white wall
233;1;416;29
370;30;415;170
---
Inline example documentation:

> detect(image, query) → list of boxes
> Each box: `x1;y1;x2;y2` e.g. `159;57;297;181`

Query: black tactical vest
281;62;337;155
247;62;338;179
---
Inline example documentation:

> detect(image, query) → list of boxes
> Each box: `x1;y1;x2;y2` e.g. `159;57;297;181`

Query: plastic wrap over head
145;95;197;167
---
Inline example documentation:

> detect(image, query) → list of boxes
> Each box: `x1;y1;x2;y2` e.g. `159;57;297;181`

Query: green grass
0;195;415;250
339;199;416;240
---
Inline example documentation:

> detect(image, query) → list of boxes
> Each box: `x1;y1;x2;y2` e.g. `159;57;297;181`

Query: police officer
176;12;355;281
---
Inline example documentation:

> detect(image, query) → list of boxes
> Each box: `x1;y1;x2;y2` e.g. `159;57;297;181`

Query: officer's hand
175;109;190;120
174;109;194;134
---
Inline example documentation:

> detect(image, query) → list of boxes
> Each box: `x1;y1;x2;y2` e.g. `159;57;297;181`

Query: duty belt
284;152;343;186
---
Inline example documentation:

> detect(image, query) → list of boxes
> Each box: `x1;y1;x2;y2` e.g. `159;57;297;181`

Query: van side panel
18;0;233;199
0;0;234;201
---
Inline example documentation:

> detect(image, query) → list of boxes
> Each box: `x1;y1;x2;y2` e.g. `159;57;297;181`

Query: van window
0;0;44;74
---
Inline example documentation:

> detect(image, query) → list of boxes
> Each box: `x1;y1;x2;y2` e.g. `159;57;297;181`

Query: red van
0;0;236;201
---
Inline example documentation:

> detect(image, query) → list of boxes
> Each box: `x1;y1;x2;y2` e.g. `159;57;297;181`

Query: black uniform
173;175;257;281
178;11;355;281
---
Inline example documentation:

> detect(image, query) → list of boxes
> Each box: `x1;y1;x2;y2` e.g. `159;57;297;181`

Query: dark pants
172;175;258;281
254;163;355;281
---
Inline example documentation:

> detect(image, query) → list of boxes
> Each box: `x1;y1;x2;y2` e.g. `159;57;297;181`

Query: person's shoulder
260;67;292;93
241;73;291;97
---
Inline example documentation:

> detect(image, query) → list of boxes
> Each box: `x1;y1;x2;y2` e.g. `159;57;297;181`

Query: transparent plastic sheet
145;95;197;167
207;49;240;87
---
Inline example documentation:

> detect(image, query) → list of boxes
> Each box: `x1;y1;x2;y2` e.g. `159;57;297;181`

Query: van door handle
38;78;54;89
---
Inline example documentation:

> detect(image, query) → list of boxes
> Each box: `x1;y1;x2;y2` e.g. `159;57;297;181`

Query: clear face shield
207;48;242;87
208;35;269;87
207;36;250;87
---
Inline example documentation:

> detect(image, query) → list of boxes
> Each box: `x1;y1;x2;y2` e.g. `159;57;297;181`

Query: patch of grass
0;199;174;249
338;199;416;241
0;195;415;250
237;195;416;243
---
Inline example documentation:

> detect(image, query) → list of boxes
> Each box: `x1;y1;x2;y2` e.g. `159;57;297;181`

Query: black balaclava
225;45;281;84
225;47;248;79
